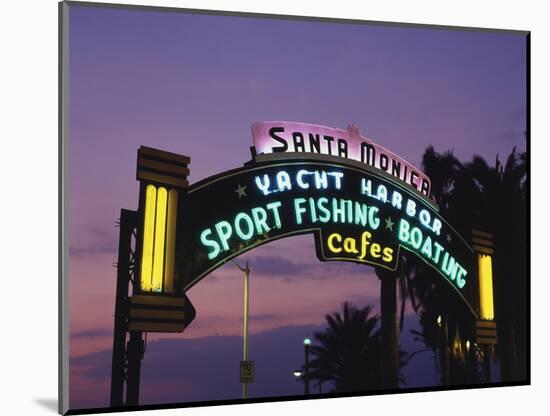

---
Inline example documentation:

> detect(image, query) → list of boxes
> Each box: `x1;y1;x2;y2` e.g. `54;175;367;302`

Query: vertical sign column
471;229;497;382
136;146;190;295
130;146;195;332
125;147;194;406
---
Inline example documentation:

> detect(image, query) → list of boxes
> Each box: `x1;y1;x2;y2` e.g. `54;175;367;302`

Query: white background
0;0;547;415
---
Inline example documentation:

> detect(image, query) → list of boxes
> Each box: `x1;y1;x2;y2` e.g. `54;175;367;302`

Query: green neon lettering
214;221;232;251
432;240;444;264
332;198;345;223
200;228;221;260
318;197;330;223
398;219;410;243
294;198;307;225
369;206;380;230
410;227;423;249
309;197;318;222
421;235;433;258
235;212;254;240
441;252;456;279
251;207;270;234
456;266;467;288
266;201;282;228
354;202;367;226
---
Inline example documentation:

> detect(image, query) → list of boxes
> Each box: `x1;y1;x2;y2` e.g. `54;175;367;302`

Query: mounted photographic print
59;1;530;414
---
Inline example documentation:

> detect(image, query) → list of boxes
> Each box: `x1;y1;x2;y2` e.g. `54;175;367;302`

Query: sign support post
110;209;138;407
377;267;399;389
126;331;144;405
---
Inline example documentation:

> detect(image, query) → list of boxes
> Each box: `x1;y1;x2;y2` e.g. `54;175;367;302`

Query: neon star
234;184;247;198
384;217;394;231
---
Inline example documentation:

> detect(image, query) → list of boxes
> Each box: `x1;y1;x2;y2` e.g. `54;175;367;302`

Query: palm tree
408;145;527;383
404;146;478;385
421;145;463;209
374;147;462;387
305;302;408;392
459;147;527;381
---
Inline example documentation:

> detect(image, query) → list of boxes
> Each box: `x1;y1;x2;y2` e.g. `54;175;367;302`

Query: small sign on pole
240;360;254;383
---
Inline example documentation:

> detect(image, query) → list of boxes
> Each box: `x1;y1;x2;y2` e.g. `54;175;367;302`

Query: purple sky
67;4;526;410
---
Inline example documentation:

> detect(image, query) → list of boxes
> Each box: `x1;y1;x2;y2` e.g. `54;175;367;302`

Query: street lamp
293;370;303;378
303;336;311;395
232;260;251;400
436;314;449;386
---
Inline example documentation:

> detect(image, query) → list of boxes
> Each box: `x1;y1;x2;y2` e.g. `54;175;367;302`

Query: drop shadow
34;398;58;413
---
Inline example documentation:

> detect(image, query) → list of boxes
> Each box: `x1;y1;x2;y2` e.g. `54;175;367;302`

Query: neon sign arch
173;151;477;316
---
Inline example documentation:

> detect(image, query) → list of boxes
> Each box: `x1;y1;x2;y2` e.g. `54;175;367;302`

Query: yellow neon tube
151;187;168;292
478;254;494;320
141;185;157;291
163;189;178;293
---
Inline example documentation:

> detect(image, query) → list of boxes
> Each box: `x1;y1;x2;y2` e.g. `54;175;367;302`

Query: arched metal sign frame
172;153;478;317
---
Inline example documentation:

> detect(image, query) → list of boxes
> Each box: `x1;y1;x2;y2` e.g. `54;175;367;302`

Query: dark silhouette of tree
405;145;527;384
459;147;527;381
421;145;463;209
395;146;469;384
305;302;408;392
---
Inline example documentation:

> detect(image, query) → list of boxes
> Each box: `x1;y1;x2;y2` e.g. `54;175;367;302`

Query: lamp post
233;260;251;399
437;314;450;386
303;337;311;395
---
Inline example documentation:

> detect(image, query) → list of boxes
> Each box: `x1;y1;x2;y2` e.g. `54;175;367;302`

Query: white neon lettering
406;199;416;217
277;171;292;192
255;175;271;195
296;170;311;189
328;171;344;189
314;171;328;189
391;191;402;209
